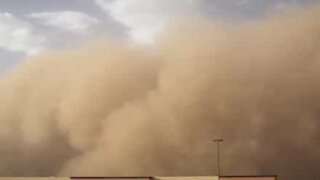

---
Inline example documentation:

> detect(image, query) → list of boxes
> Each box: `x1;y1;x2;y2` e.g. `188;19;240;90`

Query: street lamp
213;139;224;177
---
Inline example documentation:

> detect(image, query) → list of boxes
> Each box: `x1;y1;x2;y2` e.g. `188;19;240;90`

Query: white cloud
0;13;45;55
29;11;100;35
95;0;204;43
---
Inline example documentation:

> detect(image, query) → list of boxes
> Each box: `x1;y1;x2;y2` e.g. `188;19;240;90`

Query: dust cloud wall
0;5;320;180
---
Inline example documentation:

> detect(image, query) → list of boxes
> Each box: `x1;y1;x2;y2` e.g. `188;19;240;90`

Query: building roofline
70;176;277;179
220;175;277;179
71;177;153;179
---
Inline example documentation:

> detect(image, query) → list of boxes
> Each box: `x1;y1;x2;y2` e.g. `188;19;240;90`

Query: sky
0;0;317;75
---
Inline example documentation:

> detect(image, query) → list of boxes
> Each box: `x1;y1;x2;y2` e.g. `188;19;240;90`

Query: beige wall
0;178;70;180
155;176;218;180
71;178;151;180
0;176;273;180
220;177;276;180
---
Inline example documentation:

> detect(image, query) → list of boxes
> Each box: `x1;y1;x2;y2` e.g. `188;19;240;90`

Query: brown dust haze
0;5;320;180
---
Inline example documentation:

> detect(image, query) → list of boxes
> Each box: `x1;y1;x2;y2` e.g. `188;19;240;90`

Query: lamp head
213;139;224;142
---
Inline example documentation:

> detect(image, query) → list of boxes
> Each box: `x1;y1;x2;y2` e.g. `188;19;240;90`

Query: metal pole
217;142;220;176
213;139;224;177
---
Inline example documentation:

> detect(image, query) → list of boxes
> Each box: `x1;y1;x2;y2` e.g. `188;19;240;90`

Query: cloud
29;11;100;35
1;5;320;179
95;0;205;43
0;12;45;55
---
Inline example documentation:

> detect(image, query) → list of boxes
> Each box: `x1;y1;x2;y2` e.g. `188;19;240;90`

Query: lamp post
213;139;224;177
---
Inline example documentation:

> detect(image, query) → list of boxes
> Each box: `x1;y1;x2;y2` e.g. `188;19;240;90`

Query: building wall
0;178;70;180
71;178;151;180
220;177;276;180
0;176;274;180
155;176;218;180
